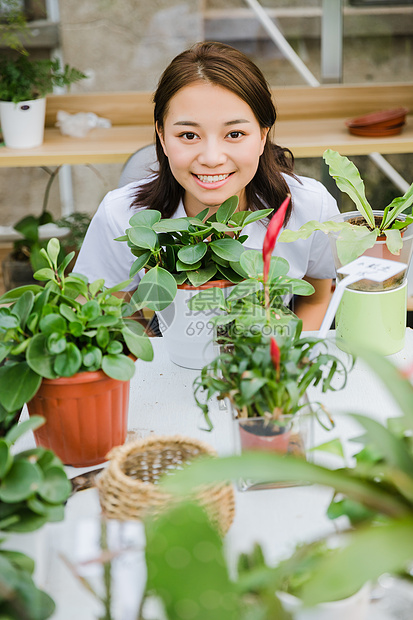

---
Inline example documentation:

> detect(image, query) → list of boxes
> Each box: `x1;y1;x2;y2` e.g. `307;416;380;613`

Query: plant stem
264;280;271;324
41;166;62;215
100;520;113;620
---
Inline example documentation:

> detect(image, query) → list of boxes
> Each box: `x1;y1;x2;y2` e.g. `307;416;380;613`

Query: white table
11;330;413;619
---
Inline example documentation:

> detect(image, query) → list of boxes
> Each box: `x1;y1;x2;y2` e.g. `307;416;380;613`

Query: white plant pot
0;98;46;148
156;280;234;370
277;582;370;620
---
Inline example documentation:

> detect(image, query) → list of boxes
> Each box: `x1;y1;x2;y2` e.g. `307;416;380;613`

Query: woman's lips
192;172;234;189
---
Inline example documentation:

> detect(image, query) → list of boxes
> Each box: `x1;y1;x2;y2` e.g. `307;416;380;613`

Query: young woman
75;41;339;330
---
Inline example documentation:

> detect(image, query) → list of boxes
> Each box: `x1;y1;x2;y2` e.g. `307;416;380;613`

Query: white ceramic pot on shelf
0;97;46;148
277;581;371;620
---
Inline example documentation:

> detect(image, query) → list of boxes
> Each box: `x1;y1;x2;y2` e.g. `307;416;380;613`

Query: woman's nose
197;140;227;167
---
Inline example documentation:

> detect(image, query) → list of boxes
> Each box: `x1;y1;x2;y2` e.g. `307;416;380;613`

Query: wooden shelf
0;117;412;168
0;84;411;167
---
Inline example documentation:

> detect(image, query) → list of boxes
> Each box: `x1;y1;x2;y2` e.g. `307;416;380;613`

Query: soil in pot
338;215;407;291
238;418;304;455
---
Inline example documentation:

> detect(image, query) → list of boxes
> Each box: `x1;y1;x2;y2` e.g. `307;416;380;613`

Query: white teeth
196;174;230;183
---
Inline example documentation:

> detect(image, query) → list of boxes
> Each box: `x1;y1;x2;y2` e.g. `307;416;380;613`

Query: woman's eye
227;131;244;139
181;132;197;140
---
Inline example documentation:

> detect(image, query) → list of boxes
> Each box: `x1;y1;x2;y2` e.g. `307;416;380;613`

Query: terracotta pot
345;107;409;137
27;370;130;467
237;416;303;455
176;278;233;291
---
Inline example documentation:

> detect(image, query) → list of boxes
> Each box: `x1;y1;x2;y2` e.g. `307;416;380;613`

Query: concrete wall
0;0;203;230
0;0;412;234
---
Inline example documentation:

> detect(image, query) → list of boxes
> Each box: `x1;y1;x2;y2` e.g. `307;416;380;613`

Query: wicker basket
96;435;235;535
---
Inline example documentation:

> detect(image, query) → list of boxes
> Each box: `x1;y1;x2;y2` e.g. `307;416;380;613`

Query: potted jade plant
279;149;413;355
0;54;86;148
0;238;153;467
120;195;273;370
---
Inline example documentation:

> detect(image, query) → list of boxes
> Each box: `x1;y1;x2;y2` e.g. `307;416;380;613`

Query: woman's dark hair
132;41;295;222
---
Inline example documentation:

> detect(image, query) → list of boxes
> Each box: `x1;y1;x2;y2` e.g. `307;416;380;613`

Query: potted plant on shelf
0;54;86;148
0;238;154;467
120;195;274;369
279;149;413;355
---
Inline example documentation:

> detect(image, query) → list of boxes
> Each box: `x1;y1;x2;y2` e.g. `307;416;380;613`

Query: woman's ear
260;127;270;155
156;122;167;156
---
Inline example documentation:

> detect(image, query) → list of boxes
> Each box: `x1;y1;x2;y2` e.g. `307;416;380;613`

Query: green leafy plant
193;318;353;431
187;195;312;340
0;546;55;620
69;501;292;620
0;414;71;619
163;347;413;606
117;196;273;313
0;238;153;418
187;251;314;334
279;149;413;264
0;54;86;103
0;417;71;533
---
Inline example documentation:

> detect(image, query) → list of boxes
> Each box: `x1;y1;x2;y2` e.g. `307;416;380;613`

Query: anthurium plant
187;196;314;332
193;319;353;431
0;238;153;417
116;196;273;312
279;149;413;265
188;252;314;334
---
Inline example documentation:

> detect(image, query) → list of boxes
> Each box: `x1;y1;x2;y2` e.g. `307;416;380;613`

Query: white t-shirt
75;174;339;291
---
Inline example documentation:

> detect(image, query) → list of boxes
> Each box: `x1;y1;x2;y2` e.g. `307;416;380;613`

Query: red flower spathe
262;194;291;282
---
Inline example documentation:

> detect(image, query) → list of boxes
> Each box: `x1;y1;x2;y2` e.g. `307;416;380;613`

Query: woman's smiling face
156;82;269;217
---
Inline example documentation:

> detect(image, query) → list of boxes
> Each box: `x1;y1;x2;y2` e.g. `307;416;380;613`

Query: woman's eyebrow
224;119;251;126
172;119;251;127
173;120;200;126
